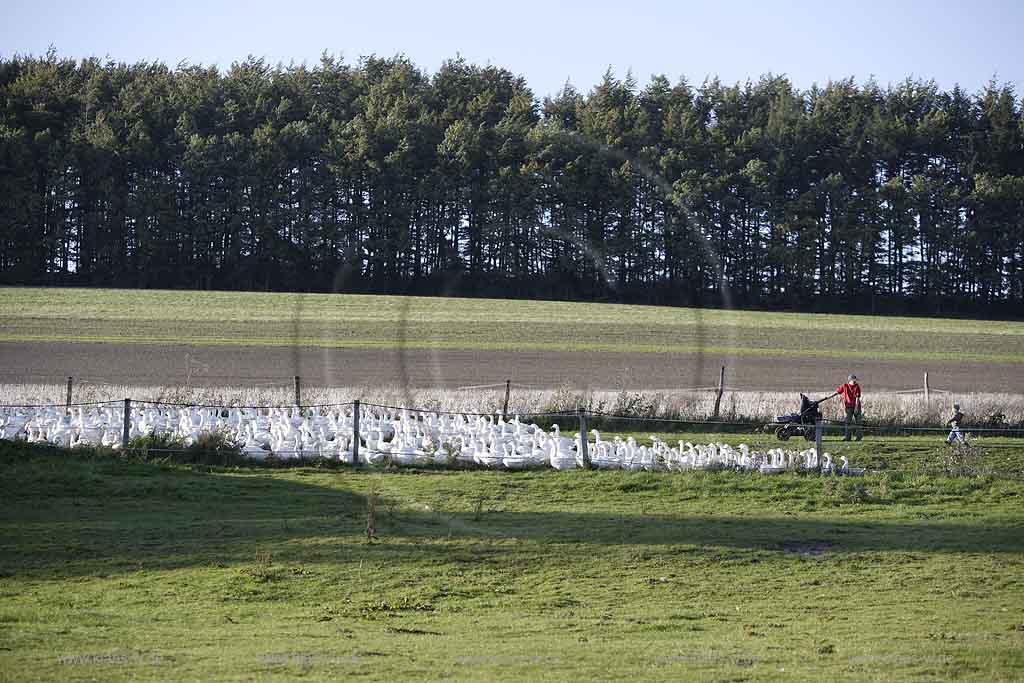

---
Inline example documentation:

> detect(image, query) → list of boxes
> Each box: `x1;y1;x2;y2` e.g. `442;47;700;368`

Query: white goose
7;404;871;476
839;456;866;476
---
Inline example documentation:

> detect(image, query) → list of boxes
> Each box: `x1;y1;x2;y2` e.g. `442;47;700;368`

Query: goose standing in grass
329;433;351;463
800;448;818;470
529;431;550;467
101;428;119;449
839;456;866;476
502;441;531;469
25;424;41;443
241;428;270;460
759;449;787;474
391;433;417;465
456;435;478;465
478;434;505;468
431;439;450;466
550;424;576;456
47;414;73;447
590;430;617;469
77;410;103;446
1;411;27;440
549;435;577;470
737;444;752;470
362;428;387;464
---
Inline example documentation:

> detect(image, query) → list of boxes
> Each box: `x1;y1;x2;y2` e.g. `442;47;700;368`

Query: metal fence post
578;407;591;469
923;372;930;405
66;376;73;411
294;375;301;407
352;400;360;465
815;419;823;472
122;398;131;450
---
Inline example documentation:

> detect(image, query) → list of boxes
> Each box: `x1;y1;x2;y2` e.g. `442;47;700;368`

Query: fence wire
0;400;121;409
2;396;1024;436
130;399;356;411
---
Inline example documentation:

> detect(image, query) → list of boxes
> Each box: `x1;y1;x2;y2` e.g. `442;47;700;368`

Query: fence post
923;372;930;404
351;400;360;465
502;379;511;421
65;376;73;411
712;366;725;420
815;419;823;472
577;407;591;470
294;375;301;408
122;398;131;450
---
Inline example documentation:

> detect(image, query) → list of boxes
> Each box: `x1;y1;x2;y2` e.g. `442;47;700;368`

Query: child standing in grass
946;403;966;445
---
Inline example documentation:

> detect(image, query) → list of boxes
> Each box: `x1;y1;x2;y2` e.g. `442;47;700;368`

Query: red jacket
836;382;861;408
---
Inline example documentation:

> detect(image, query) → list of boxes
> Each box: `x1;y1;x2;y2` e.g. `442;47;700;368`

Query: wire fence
3;369;1024;473
3;397;1023;434
5;401;1023;480
6;395;1024;432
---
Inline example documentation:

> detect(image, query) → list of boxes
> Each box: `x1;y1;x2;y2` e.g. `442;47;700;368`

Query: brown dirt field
0;341;1017;394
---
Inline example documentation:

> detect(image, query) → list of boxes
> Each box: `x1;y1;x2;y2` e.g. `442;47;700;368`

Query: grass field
1;440;1023;681
3;288;1023;680
4;287;1024;364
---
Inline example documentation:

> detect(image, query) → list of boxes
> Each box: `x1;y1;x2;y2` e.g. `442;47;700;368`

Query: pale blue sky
3;0;1021;98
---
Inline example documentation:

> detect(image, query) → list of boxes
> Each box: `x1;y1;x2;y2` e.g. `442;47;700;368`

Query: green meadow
1;440;1022;681
3;287;1024;363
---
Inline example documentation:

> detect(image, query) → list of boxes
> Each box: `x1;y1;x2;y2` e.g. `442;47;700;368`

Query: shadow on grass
1;442;1022;580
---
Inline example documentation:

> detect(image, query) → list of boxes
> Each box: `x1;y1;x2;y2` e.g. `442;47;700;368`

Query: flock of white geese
0;404;865;475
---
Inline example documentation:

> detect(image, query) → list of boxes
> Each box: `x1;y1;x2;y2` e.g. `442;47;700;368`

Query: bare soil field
0;341;1018;394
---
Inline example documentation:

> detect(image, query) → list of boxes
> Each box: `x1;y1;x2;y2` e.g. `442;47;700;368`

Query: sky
3;0;1022;99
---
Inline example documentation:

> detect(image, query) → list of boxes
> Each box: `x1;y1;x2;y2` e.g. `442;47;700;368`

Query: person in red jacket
827;374;863;441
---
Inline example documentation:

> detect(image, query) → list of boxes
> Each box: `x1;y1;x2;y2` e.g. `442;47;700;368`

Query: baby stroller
771;393;824;441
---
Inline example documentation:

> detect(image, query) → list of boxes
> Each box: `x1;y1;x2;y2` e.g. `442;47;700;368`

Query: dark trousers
844;406;863;440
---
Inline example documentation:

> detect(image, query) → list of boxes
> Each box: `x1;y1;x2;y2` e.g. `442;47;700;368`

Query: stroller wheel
775;426;790;441
803;428;816;442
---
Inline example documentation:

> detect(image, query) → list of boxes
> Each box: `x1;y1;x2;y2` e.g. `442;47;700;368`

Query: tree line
1;51;1022;314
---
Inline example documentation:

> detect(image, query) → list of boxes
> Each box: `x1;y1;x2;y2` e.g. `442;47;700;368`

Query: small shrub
242;551;279;583
873;474;893;501
823;478;869;504
611;390;662;419
127;432;185;459
128;430;243;466
942;441;990;477
184;431;244;466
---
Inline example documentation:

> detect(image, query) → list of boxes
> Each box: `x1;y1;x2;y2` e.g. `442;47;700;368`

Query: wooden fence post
923;372;930;404
65;376;73;411
712;366;725;420
122;398;131;450
352;400;360;465
294;376;301;407
502;379;511;421
577;407;591;470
